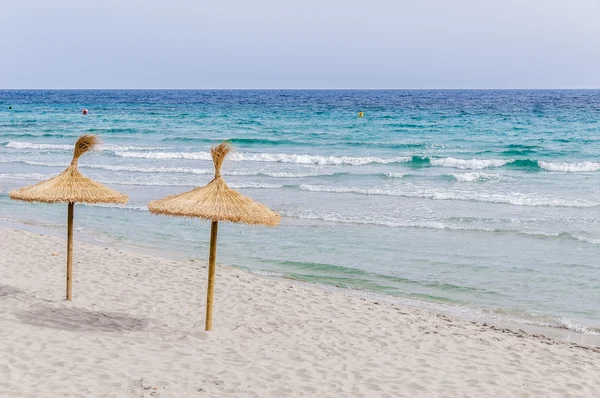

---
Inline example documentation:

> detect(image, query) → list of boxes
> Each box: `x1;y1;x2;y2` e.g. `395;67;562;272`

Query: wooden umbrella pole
205;220;219;331
66;202;74;301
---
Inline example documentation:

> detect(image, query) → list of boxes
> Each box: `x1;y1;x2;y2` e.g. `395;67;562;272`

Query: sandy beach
1;227;599;397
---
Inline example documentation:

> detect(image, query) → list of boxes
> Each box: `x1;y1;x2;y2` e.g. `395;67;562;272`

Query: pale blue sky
1;0;599;89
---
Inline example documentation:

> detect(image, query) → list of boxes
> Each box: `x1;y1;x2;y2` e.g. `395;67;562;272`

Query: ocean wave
247;269;286;277
284;211;495;231
6;160;339;178
0;173;49;181
571;235;600;245
452;308;600;336
0;173;284;189
500;144;540;156
21;161;217;175
162;137;306;146
6;142;73;150
399;157;600;172
283;211;600;245
347;142;449;150
538;161;600;172
556;318;600;335
85;128;138;133
518;231;600;245
298;184;597;207
0;133;78;139
94;165;338;178
115;151;412;166
109;151;517;170
450;172;497;182
80;203;149;212
383;172;407;178
9;140;600;173
161;136;451;150
429;157;509;170
101;179;284;189
5;141;167;151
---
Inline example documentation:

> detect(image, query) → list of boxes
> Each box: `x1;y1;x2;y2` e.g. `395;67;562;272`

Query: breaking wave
450;172;498;182
383;172;407;178
538;161;600;172
298;184;598;207
9;160;340;178
114;151;412;166
0;173;284;189
429;157;509;170
5;141;166;151
283;211;600;246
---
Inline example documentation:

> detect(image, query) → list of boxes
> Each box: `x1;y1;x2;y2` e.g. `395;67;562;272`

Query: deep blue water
2;89;600;334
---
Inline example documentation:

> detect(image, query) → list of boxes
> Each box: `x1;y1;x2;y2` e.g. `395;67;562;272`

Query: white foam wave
0;173;283;189
116;151;212;161
103;179;283;189
6;142;73;150
248;270;285;277
71;163;215;175
430;157;509;170
284;211;600;245
451;172;496;182
81;203;149;212
571;235;600;245
11;160;335;178
229;183;284;189
13;160;69;168
246;171;338;178
298;184;597;207
0;173;49;181
103;179;282;189
384;172;406;178
283;211;495;231
557;318;600;335
539;161;600;172
115;151;411;166
6;141;166;151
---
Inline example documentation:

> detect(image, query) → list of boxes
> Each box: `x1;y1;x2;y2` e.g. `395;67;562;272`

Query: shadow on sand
17;306;149;332
0;284;22;296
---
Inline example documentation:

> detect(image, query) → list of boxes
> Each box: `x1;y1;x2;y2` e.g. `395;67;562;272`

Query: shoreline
267;275;600;347
1;227;600;396
2;217;600;347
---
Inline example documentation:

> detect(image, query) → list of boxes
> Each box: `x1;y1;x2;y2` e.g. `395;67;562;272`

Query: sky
1;0;599;89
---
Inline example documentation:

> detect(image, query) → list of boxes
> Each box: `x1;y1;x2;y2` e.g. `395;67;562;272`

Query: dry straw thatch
148;143;280;225
148;142;281;331
10;135;128;301
9;135;127;204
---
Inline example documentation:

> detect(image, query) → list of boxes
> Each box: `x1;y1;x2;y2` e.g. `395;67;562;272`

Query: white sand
0;227;599;397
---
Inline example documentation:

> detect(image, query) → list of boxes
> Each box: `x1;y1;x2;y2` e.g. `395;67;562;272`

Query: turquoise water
1;90;600;334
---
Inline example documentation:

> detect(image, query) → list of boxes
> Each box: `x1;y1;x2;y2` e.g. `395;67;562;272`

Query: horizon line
2;88;600;91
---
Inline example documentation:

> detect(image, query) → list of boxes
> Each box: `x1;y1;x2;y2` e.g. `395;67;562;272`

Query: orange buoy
82;109;89;115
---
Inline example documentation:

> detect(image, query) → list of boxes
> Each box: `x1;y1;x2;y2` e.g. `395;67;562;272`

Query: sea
1;90;600;338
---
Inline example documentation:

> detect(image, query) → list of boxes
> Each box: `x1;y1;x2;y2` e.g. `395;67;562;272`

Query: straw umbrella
9;135;128;300
148;143;281;331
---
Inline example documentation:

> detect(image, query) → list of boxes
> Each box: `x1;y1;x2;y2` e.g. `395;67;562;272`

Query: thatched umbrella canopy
10;135;128;300
148;143;281;330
